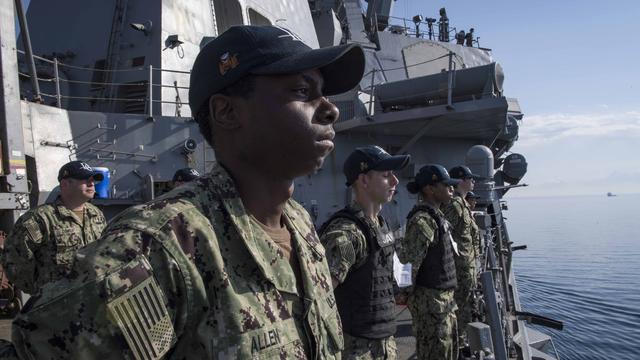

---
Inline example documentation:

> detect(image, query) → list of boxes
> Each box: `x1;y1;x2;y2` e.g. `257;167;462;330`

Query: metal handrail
383;14;479;45
16;50;189;115
358;50;456;116
17;46;457;117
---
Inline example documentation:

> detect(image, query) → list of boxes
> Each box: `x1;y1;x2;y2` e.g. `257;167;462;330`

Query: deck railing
17;47;459;119
16;50;189;118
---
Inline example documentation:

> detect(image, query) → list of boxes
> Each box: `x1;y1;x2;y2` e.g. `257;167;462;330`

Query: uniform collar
417;200;442;214
453;193;470;209
53;197;82;224
348;202;384;229
206;162;325;297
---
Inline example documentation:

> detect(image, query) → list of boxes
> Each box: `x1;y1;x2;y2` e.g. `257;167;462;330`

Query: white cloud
516;111;640;147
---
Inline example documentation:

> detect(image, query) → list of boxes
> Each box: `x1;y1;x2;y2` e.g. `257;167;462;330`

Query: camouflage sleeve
320;218;368;284
96;209;107;234
1;213;44;295
10;218;185;359
398;215;435;265
473;227;482;257
442;200;464;237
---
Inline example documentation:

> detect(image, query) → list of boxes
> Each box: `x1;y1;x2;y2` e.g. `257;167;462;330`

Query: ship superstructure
0;0;561;359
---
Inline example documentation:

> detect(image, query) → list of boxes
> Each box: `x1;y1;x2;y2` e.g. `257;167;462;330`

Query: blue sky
391;0;640;197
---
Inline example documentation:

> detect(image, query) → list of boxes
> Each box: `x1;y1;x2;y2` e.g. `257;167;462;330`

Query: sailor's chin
315;139;334;154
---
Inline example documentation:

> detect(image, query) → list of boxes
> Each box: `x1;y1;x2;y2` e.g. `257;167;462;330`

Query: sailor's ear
209;94;241;130
357;173;369;188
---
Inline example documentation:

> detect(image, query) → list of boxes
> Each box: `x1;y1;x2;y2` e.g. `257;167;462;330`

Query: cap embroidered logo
80;162;93;171
218;52;239;75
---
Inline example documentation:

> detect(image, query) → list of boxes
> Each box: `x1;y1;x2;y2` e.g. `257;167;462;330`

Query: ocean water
506;194;640;360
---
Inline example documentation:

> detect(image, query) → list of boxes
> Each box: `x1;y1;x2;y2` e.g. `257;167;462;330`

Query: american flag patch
107;269;176;360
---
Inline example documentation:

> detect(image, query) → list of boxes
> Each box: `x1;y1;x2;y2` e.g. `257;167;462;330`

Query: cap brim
90;173;104;182
251;44;365;96
444;178;462;186
79;172;104;182
373;155;411;172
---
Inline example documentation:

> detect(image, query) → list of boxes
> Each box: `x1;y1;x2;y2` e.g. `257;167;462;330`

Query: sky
390;0;640;197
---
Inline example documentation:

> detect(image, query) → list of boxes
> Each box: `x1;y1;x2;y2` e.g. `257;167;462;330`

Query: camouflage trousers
408;287;458;360
454;263;477;345
342;333;397;360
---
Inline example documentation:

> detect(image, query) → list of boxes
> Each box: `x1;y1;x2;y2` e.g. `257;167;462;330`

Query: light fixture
130;20;153;36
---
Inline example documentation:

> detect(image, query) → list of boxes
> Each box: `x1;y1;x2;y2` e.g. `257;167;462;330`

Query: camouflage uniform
398;204;457;360
321;204;396;360
9;163;343;360
1;198;106;294
443;194;479;342
342;333;397;360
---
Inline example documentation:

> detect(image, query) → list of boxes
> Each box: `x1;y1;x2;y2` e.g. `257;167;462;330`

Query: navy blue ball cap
343;145;411;186
57;161;104;182
406;164;460;193
449;165;481;180
189;25;365;114
173;168;201;182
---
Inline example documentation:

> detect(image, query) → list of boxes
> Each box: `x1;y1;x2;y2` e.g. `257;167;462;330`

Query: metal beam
1;1;30;229
480;271;508;360
0;193;29;210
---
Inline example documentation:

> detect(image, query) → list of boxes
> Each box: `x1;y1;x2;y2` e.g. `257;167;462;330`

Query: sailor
172;167;200;187
465;191;482;263
438;7;450;42
465;28;475;47
443;165;482;352
455;30;466;45
398;164;460;360
1;161;106;295
319;145;410;359
465;191;479;210
6;25;364;359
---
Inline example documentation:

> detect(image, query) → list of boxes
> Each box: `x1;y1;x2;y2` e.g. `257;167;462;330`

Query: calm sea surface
506;194;640;360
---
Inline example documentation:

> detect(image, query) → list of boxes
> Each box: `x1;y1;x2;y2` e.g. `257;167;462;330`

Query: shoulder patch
24;219;43;242
106;257;176;360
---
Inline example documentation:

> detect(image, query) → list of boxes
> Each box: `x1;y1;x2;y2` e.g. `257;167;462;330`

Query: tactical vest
407;205;457;290
319;207;396;339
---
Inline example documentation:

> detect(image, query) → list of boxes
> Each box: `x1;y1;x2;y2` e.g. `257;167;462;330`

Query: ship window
248;9;271;26
213;0;243;34
131;56;145;67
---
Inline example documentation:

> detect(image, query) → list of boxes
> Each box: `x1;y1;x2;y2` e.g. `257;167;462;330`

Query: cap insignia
80;162;93;171
360;162;369;171
219;52;239;76
432;174;438;181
